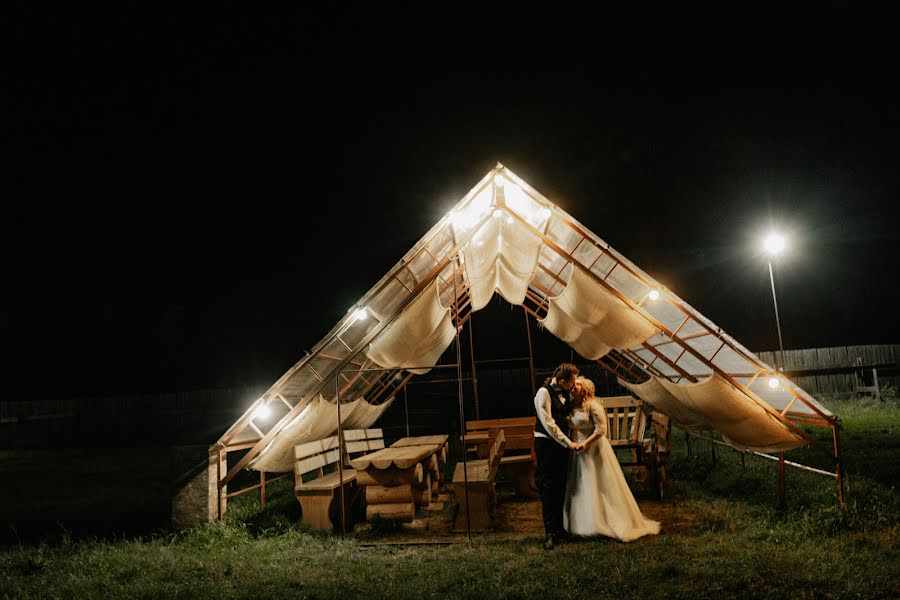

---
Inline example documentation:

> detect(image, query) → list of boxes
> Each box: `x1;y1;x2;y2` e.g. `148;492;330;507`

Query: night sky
6;8;899;396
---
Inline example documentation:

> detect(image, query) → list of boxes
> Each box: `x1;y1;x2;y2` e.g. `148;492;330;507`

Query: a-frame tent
210;164;844;518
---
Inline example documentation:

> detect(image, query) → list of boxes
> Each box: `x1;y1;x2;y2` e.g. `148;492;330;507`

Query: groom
533;362;579;550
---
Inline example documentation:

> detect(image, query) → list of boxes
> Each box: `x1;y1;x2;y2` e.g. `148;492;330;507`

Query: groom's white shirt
534;378;574;449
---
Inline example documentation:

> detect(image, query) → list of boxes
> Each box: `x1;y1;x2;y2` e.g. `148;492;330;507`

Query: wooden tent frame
209;164;846;522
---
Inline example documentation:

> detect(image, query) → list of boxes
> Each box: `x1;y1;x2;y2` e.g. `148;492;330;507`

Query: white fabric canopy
366;279;456;375
620;373;806;452
462;213;542;311
249;396;393;472
541;265;659;360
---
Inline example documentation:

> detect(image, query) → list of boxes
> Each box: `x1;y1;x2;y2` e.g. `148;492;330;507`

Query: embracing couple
534;363;660;549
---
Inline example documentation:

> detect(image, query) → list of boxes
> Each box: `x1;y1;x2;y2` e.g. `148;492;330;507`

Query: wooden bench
342;428;386;465
452;429;505;531
465;416;536;458
638;412;672;499
293;428;384;531
599;396;649;466
599;396;672;499
465;416;537;498
294;435;356;532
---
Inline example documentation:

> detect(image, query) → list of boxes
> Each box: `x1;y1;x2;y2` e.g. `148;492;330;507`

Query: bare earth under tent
207;165;845;527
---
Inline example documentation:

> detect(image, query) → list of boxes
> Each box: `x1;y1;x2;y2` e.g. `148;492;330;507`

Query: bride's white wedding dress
563;400;661;541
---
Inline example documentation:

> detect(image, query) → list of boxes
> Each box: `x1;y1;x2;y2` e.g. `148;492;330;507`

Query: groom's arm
534;388;574;450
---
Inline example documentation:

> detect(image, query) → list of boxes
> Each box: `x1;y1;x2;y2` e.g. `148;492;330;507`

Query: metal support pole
454;257;471;539
833;423;846;510
685;431;691;457
778;452;786;509
403;386;410;438
523;307;537;398
768;259;787;372
260;471;266;510
467;314;481;420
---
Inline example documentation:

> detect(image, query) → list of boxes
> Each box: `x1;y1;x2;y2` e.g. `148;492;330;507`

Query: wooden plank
465;416;535;432
349;444;436;470
390;434;449;448
357;463;423;487
295;436;339;460
344;428;384;441
345;439;386;454
366;502;415;523
365;485;414;504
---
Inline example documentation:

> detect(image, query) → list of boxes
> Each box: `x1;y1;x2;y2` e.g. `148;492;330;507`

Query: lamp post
762;231;788;508
762;231;788;373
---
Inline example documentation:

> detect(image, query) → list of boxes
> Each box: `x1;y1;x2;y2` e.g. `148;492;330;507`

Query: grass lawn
1;396;898;599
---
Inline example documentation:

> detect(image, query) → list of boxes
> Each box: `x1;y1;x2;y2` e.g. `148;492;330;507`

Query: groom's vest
534;383;571;439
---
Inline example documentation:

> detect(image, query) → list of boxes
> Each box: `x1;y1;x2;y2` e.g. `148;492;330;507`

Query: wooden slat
295;435;340;460
466;416;535;432
297;449;341;476
345;439;386;454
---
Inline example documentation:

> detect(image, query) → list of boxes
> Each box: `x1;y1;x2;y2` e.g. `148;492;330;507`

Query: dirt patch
354;483;699;544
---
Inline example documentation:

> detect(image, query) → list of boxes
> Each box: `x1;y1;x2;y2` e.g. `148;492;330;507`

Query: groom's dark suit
533;379;574;546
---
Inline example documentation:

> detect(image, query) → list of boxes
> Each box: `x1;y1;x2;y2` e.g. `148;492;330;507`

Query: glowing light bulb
495;175;505;188
353;308;368;321
648;290;660;301
762;232;787;255
253;404;271;420
767;377;780;389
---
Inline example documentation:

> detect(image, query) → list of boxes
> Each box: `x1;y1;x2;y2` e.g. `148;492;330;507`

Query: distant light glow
253;403;271;420
767;377;780;389
506;215;514;224
540;207;552;221
353;308;368;321
450;186;493;233
493;209;503;219
762;232;787;256
495;174;505;188
648;290;660;301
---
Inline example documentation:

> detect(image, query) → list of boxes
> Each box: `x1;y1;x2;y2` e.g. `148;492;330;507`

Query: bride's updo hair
576;376;596;399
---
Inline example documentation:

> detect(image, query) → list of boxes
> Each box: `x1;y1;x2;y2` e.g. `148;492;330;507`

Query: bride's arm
577;400;606;451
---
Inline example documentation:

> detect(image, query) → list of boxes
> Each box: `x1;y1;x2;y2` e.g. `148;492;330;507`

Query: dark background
5;6;899;398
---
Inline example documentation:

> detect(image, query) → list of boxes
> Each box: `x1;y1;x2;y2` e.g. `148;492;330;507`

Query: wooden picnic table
390;434;449;448
350;438;447;523
350;444;436;470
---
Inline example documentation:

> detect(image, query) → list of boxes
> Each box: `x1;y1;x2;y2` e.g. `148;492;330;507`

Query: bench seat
295;468;357;493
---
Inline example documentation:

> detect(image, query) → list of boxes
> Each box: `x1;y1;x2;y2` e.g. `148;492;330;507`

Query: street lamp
762;231;788;374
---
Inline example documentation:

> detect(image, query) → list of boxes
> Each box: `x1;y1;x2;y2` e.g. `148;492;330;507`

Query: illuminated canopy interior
215;165;834;476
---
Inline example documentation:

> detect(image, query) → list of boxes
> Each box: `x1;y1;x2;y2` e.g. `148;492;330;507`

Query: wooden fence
756;344;899;397
2;345;896;449
0;386;264;449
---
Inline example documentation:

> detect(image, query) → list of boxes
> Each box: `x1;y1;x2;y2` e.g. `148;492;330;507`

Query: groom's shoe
543;534;555;550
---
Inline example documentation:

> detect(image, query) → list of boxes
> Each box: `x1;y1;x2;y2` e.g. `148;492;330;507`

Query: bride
563;376;660;542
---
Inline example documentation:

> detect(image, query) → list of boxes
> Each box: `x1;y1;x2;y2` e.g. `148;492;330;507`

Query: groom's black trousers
535;437;570;537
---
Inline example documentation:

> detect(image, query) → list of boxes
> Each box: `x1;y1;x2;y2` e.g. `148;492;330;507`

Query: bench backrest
487;429;506;479
598;396;647;443
342;428;385;465
488;424;535;459
294;435;341;486
466;416;536;433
